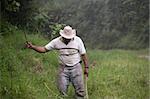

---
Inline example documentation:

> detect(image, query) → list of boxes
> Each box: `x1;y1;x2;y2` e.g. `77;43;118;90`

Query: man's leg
57;66;69;96
71;63;85;99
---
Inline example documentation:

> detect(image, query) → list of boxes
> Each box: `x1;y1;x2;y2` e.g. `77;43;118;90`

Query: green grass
0;23;149;99
88;50;149;99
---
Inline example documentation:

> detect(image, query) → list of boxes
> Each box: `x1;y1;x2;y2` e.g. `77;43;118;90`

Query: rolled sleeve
78;38;86;55
44;40;55;51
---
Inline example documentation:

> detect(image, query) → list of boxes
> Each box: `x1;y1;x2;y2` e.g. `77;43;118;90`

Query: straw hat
60;26;76;39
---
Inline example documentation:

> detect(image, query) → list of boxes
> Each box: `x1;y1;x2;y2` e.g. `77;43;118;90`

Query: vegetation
0;22;149;99
1;0;149;49
0;0;149;98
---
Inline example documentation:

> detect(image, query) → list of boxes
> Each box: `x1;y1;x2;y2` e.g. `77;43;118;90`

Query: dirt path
138;55;150;60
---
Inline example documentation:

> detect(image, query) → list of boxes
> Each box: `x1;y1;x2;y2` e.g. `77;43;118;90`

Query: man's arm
81;54;89;77
26;42;48;53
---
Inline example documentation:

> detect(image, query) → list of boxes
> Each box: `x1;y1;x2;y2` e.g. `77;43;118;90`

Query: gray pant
57;63;85;98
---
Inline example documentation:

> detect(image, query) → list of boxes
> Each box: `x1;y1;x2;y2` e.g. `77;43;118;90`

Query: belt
61;61;82;67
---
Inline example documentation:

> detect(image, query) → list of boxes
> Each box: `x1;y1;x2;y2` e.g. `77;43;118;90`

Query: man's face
62;37;71;44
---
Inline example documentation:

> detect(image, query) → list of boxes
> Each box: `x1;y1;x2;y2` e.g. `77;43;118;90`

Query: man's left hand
84;67;88;77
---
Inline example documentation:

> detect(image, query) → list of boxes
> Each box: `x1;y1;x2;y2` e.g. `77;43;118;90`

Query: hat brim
60;29;76;39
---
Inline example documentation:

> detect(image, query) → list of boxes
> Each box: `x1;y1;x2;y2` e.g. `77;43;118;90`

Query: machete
84;75;89;99
23;31;28;43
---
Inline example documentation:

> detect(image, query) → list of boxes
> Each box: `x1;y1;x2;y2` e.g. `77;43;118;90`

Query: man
26;26;89;99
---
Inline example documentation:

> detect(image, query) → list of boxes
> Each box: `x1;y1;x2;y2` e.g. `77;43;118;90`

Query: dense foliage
0;22;149;98
0;1;149;98
1;0;149;49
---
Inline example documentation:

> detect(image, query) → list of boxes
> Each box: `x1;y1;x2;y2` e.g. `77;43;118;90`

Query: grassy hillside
0;23;149;99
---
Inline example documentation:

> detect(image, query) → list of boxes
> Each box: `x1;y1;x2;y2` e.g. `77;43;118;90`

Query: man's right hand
25;42;47;53
26;42;33;49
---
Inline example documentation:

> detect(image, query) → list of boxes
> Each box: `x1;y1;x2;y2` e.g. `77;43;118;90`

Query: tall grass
88;50;149;99
0;22;149;99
